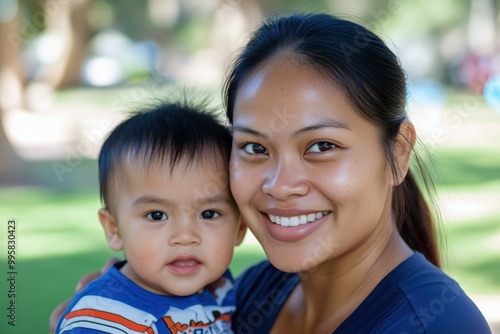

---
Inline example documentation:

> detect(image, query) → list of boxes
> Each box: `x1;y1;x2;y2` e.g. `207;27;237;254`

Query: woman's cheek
230;173;249;208
229;154;243;185
230;157;253;199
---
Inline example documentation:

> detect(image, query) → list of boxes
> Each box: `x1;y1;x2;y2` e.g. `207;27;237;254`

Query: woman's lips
262;211;330;242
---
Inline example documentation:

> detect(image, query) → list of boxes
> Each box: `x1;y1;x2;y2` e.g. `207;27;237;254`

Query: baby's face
103;155;245;296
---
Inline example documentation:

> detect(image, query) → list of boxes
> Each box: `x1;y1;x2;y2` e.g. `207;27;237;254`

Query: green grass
0;183;266;333
1;89;499;332
433;147;500;295
1;146;498;333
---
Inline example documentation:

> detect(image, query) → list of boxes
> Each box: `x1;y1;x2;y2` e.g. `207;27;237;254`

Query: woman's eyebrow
232;119;349;138
231;125;268;139
293;119;350;137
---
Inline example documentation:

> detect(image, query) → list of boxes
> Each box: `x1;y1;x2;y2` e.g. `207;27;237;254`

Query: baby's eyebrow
132;195;171;206
197;194;233;206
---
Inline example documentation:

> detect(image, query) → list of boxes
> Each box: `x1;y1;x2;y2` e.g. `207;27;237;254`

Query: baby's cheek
133;241;162;262
216;241;236;262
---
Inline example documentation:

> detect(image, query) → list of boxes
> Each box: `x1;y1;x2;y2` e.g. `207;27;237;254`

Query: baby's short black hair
98;100;231;209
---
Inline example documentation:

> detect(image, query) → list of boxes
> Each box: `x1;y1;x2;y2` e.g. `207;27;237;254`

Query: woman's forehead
234;62;349;118
236;60;343;103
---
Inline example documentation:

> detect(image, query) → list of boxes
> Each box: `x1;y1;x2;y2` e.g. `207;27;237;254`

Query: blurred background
0;0;499;332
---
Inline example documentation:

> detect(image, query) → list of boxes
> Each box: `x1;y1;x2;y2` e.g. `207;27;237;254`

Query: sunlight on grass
0;89;499;332
17;233;109;258
438;176;500;294
440;182;500;226
0;185;267;333
3;182;497;292
0;187;105;259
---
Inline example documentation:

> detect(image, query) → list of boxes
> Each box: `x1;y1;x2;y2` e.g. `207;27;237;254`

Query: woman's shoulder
395;253;491;332
340;252;492;333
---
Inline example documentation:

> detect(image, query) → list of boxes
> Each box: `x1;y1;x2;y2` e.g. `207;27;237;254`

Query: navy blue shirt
233;252;491;333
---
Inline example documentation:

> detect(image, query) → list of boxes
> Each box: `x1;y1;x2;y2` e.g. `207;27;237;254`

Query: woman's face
230;60;397;273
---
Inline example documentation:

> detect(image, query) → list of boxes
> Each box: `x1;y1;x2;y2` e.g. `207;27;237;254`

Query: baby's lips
169;259;200;267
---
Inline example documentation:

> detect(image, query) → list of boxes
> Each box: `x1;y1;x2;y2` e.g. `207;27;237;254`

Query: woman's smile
261;210;332;243
268;210;330;226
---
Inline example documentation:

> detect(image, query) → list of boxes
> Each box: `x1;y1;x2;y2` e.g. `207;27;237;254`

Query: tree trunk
0;1;24;110
0;110;25;183
38;0;92;89
0;2;27;183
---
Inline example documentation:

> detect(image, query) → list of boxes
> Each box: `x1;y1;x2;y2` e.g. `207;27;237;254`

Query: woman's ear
98;208;123;251
234;217;248;246
392;120;416;186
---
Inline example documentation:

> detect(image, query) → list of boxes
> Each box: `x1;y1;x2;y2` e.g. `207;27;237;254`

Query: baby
55;100;246;333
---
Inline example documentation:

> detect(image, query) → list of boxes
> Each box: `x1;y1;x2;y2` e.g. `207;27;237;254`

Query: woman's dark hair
99;99;232;210
223;13;440;267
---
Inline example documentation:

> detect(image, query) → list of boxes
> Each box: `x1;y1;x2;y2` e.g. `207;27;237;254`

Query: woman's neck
295;230;413;332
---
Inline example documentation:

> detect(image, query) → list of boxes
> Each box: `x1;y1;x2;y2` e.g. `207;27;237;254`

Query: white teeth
268;211;329;226
289;217;299;226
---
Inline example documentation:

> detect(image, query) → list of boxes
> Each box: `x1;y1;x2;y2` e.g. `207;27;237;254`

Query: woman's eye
241;143;268;155
146;211;168;221
307;142;335;153
200;210;220;219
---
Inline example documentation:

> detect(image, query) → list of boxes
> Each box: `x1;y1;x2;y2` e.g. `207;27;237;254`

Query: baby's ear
98;208;123;251
234;217;247;246
392;120;416;186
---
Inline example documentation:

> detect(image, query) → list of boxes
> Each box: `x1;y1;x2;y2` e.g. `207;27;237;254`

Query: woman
224;12;489;333
52;13;491;333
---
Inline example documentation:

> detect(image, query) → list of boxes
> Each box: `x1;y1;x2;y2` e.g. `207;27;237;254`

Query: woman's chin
265;250;326;274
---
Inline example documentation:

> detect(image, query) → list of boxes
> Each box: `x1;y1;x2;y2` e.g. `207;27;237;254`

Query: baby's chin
165;287;205;296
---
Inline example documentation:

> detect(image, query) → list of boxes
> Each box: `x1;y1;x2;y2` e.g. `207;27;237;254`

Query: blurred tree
0;1;28;182
37;0;93;88
2;0;499;185
0;0;95;183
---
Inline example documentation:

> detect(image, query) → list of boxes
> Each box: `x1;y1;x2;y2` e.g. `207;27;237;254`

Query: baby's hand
48;258;120;334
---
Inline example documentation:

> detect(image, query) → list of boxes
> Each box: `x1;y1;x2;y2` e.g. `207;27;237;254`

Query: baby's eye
146;211;168;221
241;143;268;155
200;210;220;219
307;142;335;153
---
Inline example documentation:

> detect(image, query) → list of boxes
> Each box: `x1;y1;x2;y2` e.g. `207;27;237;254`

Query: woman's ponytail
393;170;441;267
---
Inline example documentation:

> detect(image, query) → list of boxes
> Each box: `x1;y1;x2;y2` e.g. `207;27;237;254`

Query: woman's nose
262;158;309;200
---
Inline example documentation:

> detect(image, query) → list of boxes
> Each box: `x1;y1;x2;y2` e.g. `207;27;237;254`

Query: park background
0;0;499;332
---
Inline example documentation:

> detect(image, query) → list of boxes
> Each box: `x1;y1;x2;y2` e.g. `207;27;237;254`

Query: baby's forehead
114;150;229;179
104;153;234;215
108;152;232;199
